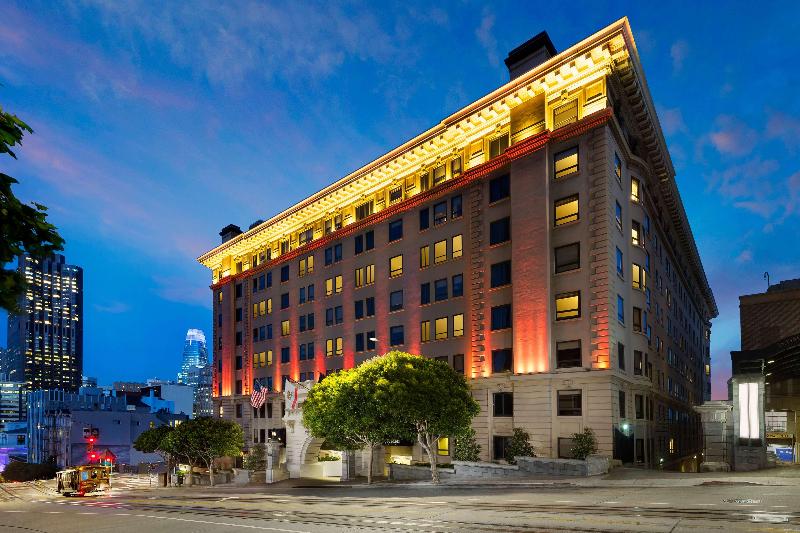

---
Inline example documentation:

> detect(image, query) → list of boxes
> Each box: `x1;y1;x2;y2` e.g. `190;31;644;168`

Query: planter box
322;460;342;477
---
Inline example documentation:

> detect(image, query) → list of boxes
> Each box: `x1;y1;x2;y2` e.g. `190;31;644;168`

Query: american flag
250;384;268;409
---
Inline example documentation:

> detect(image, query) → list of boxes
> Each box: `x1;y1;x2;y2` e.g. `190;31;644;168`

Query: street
1;470;798;532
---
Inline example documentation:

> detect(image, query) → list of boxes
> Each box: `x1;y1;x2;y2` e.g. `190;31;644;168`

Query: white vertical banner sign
738;382;760;440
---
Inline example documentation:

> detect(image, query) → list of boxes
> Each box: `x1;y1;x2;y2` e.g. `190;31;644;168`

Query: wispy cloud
670;39;689;73
475;8;499;67
152;275;211;309
766;112;800;152
708;115;758;157
93;301;130;314
658;106;687;136
735;249;753;264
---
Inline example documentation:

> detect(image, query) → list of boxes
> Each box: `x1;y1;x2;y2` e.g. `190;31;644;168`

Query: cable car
56;465;111;496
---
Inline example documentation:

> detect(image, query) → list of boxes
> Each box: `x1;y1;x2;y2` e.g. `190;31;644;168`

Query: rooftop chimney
219;224;243;244
504;31;557;80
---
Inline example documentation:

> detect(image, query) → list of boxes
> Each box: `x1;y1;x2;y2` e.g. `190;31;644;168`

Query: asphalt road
1;474;798;532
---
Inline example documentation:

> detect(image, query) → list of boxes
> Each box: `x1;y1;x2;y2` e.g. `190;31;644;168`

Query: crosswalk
110;474;159;492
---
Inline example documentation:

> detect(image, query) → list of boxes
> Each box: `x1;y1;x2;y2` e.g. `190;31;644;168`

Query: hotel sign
766;431;792;439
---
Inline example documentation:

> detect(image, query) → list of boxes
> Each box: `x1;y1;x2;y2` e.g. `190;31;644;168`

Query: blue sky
1;1;798;397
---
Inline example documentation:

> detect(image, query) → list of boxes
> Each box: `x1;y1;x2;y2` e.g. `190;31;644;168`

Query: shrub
453;427;481;462
1;461;58;482
243;443;266;471
570;427;598;460
505;427;535;465
317;455;340;462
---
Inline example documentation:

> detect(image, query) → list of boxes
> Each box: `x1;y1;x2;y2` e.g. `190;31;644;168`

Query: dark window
493;392;513;417
308;284;315;301
635;394;644;419
334;244;342;262
335;306;343;324
619;390;626;418
259;274;266;290
235;283;243;298
453;354;465;374
235;380;242;395
266;272;272;287
299;286;306;304
554;242;580;273
355;333;364;352
493;436;511;461
366;331;376;350
266;324;272;339
299;315;306;332
421;283;431;305
235;307;242;322
299;344;307;360
390;325;404;346
558;390;582;416
235;331;242;346
366;297;375;317
491;260;512;287
433;201;447;225
451;195;463;218
634;350;643;376
389;290;403;311
326;308;334;326
489;217;511;245
236;404;242;418
235;356;242;370
618;342;625;370
489;135;509;159
492;349;512;373
281;347;290;364
354;300;364;320
280;265;289;282
281;292;289;309
354;234;364;255
489;173;510;203
452;274;463;298
252;279;258;293
491;304;512;330
325;247;333;266
218;314;222;327
434;279;448;301
307;313;314;330
388;219;403;242
365;230;374;250
419;208;430;230
556;340;581;368
307;342;314;359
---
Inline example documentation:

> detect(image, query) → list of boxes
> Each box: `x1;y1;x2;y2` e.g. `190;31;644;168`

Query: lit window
433;164;446;185
366;265;374;285
631;220;642;247
355;268;364;288
437;437;450;456
420;245;430;268
326;339;333;357
335;275;342;293
554;195;579;226
389;186;403;204
335;337;343;356
555;291;580;320
453;314;464;337
281;320;290;336
631;177;641;202
553;99;578;129
421;321;431;343
435;317;448;340
434;240;447;264
489;134;509;160
390;255;403;278
325;278;333;296
554;147;579;179
452;235;463;259
632;263;645;290
451;157;462;177
355;201;374;221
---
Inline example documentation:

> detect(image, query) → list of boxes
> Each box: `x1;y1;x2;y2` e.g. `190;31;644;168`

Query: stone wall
389;456;608;481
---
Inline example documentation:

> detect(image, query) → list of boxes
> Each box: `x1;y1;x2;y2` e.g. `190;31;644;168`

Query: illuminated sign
737;382;760;439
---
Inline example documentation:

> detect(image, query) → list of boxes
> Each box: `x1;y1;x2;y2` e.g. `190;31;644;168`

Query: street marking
693;503;716;506
648;502;669;505
3;510;24;513
78;512;97;515
603;501;620;504
115;513;131;516
555;500;575;503
45;511;62;514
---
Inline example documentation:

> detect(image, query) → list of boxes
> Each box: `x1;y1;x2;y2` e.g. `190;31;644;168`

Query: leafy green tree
133;425;175;485
505;427;535;465
372;352;480;484
303;363;403;483
570;427;598;460
1;103;64;312
243;443;266;471
452;426;481;462
167;417;243;486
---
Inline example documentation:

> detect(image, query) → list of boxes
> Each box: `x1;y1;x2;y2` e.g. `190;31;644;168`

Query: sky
1;1;799;397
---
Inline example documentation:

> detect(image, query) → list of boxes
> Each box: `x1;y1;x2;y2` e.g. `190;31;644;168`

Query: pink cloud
659;106;687;136
475;9;499;67
709;115;758;157
766;112;800;151
670;40;689;73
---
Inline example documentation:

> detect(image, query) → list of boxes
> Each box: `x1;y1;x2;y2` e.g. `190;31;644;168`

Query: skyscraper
177;329;212;417
4;254;83;392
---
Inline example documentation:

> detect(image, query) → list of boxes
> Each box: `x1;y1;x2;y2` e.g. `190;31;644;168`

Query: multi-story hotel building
4;254;83;392
199;19;716;467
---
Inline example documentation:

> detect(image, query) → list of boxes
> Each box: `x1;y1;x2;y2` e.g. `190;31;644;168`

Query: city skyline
1;1;799;397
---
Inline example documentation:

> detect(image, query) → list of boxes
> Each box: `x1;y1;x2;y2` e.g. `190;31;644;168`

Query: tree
372;352;480;484
452;427;481;462
505;427;535;465
1;103;64;312
168;417;243;486
570;427;598;460
303;364;403;484
243;443;266;472
133;425;175;485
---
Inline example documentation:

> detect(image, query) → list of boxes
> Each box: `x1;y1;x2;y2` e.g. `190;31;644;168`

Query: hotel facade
199;19;716;467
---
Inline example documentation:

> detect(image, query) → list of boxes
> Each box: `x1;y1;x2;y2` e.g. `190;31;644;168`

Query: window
632;263;644;290
388;219;403;242
554;147;579;179
491;260;512;287
355;333;365;352
453;354;465;374
366;331;375;350
354;234;364;255
235;380;242;395
451;195;463;218
390;325;404;346
554;195;579;226
494;436;511;461
555;291;580;320
437;437;450;456
325;244;343;265
389;186;403;204
492;349;513;373
634;350;643;376
281;292;289;309
553;99;578;129
452;274;463;297
614;152;622;181
421;320;431;342
235;307;242;322
617;294;625;323
433;164;446;186
354;300;364;320
420;245;430;268
556;340;581;368
451;157;462;177
619;390;626;418
434;278;448;301
434;240;447;264
235;355;243;370
355;200;374;221
635;394;644;419
434;317;448;340
299;287;306;305
235;282;243;298
615;201;623;231
453;314;464;337
299;315;307;332
557;390;582;416
335;306;343;324
281;347;290;364
452;235;463;259
389;290;403;312
366;297;375;317
390;255;403;277
235;331;242;346
236;403;243;418
631;177;641;202
325;275;342;296
307;284;315;302
355;267;364;288
489;173;510;202
489;217;511;245
493;392;514;417
554;243;580;273
631;220;642;246
616;247;624;277
281;265;289;283
618;342;626;370
421;283;431;305
299;255;314;277
633;307;642;333
433;201;447;225
489;134;509;160
491;304;512;330
365;230;374;251
281;320;290;336
419;207;430;230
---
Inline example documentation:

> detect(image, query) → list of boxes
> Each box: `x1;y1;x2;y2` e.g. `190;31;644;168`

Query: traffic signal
89;452;98;461
88;437;95;443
